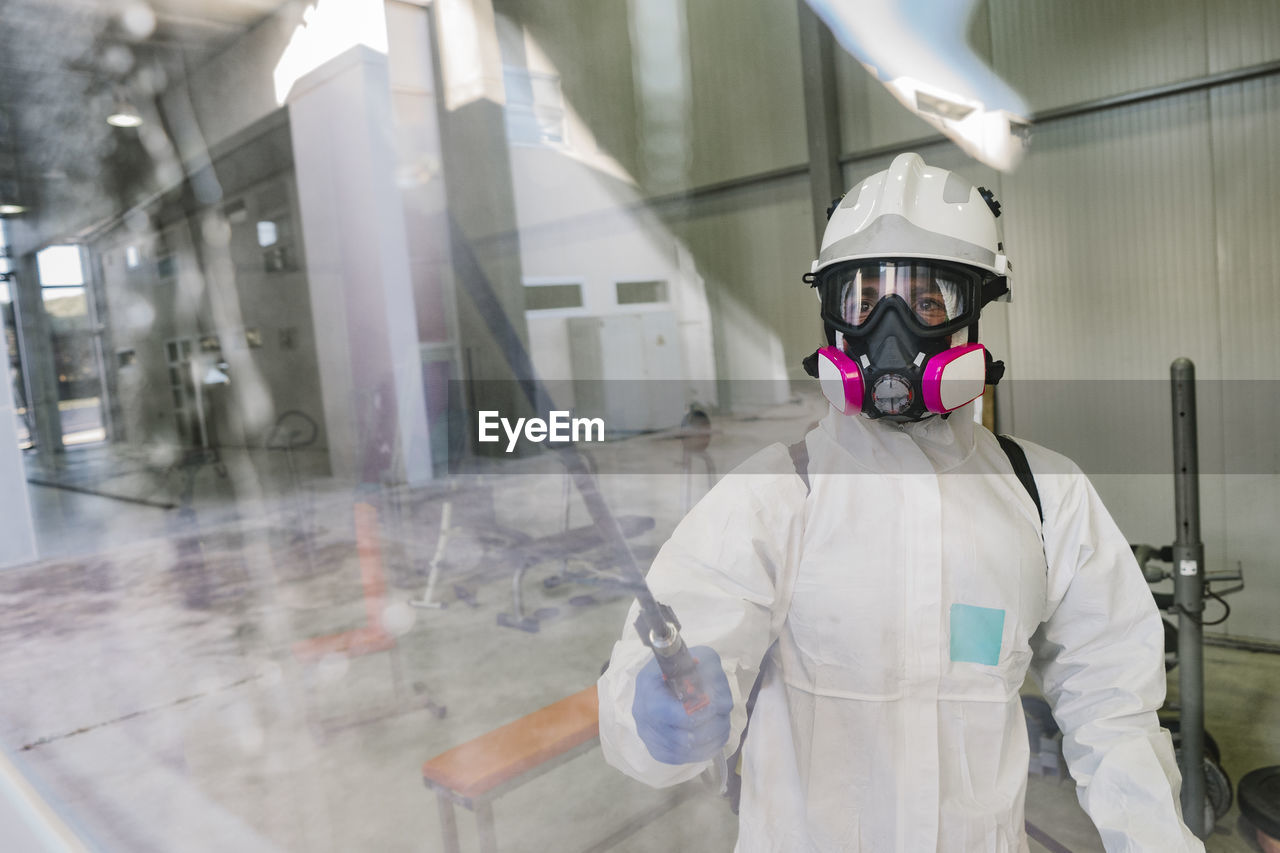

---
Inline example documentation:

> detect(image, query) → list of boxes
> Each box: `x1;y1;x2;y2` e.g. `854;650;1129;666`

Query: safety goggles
816;260;983;335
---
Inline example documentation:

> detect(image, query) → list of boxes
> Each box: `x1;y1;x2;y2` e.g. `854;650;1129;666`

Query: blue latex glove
631;645;733;765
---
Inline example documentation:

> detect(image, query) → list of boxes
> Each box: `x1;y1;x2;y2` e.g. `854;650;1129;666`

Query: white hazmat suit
598;404;1203;852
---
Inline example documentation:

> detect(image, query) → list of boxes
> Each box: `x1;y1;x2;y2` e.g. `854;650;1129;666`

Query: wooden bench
421;686;600;853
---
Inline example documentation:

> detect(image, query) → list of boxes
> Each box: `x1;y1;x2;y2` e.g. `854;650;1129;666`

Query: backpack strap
996;434;1043;524
725;646;771;814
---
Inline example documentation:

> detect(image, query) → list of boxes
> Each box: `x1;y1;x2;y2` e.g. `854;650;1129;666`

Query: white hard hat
812;152;1011;286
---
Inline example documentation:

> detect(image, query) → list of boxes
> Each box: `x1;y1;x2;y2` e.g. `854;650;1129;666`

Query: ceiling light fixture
0;204;26;215
106;98;143;128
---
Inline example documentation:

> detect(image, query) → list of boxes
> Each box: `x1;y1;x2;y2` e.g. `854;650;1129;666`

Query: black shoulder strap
788;439;810;492
726;643;774;814
996;434;1043;524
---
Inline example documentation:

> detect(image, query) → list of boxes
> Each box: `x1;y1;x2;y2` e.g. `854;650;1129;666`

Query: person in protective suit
597;152;1204;852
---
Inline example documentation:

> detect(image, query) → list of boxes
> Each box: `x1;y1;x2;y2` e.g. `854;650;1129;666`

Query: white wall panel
684;0;808;188
1217;475;1280;643
993;93;1234;626
1208;74;1280;642
1207;0;1280;72
1001;93;1221;382
1211;77;1280;381
661;177;814;393
988;0;1209;111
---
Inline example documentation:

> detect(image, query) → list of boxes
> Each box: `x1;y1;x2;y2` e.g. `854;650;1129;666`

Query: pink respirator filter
817;343;986;416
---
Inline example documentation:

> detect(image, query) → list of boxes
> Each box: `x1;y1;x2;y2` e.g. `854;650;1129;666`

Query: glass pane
35;244;85;286
256;220;278;247
524;282;583;311
40;283;105;445
41;286;88;325
616;279;669;305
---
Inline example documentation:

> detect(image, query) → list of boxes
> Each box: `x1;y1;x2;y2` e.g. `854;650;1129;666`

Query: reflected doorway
36;244;107;446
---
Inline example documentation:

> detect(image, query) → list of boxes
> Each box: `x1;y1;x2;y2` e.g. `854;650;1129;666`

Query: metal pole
1170;358;1206;836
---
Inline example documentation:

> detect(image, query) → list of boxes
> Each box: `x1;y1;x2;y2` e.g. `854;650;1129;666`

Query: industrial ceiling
0;0;283;238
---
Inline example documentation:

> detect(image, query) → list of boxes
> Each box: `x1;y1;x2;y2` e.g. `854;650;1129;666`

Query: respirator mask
806;259;1000;422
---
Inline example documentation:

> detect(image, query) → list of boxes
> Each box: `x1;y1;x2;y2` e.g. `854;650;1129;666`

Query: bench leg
475;800;497;853
435;792;461;853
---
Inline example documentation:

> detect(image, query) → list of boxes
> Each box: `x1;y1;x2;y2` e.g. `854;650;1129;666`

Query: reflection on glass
616;279;669;305
38;246;105;446
0;276;32;450
36;244;85;286
503;66;566;145
524;282;583;311
256;220;278;247
3;2;1255;852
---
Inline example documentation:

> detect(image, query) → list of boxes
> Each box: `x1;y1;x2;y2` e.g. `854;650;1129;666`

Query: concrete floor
2;394;1277;852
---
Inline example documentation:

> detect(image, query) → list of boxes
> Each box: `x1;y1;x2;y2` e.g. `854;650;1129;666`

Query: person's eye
914;298;946;319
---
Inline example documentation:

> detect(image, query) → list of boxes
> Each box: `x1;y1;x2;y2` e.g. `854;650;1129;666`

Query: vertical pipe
1170;357;1206;836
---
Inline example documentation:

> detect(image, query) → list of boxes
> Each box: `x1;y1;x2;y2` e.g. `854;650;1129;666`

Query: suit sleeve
597;444;806;788
1028;458;1204;852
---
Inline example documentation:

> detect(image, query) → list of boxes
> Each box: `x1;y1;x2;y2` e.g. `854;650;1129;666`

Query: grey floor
1;394;1276;853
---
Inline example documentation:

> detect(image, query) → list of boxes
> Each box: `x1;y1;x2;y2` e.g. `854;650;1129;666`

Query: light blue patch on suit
949;603;1005;665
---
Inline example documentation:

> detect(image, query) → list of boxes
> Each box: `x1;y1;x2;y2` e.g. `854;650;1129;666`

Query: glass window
503;66;565;146
524;282;583;311
36;244;85;286
0;220;10;274
616;280;669;305
257;221;278;247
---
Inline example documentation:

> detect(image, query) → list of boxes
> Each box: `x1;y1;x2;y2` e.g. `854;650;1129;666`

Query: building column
1;258;40;567
797;0;845;249
0;345;36;566
285;44;433;486
11;254;62;465
428;0;532;442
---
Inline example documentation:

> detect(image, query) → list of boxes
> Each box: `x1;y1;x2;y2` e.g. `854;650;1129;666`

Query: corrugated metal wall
989;0;1210;109
1001;92;1222;381
699;0;1280;641
1208;72;1280;642
977;0;1277;642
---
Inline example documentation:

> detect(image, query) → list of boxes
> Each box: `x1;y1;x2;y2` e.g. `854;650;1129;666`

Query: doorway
35;244;108;447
